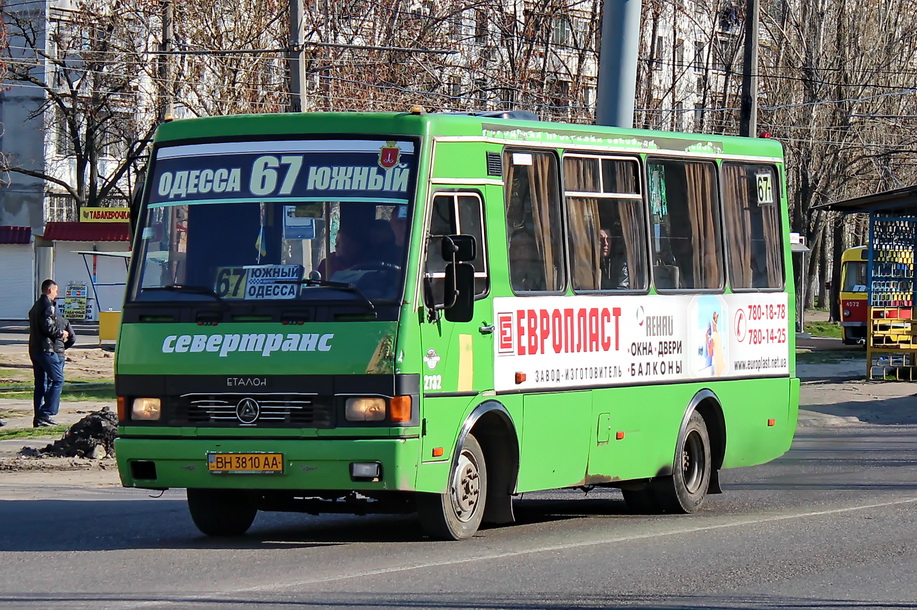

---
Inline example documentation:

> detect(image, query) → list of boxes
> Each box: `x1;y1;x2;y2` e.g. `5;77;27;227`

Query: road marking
126;495;917;605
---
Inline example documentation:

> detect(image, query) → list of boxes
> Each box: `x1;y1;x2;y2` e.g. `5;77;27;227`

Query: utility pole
595;0;642;128
739;0;759;137
157;0;173;123
88;22;101;207
287;0;306;113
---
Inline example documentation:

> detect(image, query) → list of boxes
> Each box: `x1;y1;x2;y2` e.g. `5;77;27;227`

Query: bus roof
152;111;785;160
841;245;868;262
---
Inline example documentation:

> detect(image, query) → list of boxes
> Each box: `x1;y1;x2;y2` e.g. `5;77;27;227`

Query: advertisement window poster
63;282;89;321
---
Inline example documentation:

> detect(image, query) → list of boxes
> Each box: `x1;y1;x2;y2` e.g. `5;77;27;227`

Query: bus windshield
842;261;867;292
130;138;415;304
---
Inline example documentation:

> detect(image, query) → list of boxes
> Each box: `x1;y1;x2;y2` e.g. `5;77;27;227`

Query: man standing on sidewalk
29;279;69;427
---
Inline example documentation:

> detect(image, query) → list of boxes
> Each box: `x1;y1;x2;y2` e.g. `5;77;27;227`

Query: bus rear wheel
417;433;487;540
187;489;258;536
622;411;712;514
658;410;712;513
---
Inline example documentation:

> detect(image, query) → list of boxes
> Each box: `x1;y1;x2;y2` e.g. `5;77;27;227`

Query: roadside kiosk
824;186;917;379
73;250;131;343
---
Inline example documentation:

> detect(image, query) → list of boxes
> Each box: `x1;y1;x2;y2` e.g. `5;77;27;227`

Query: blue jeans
32;351;65;422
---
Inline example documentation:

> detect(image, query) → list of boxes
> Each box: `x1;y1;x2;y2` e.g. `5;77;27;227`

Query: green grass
0;425;68;441
0;366;33;386
0;384;115;402
804;320;843;339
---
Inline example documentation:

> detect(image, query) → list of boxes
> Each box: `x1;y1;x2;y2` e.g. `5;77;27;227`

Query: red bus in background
839;246;868;344
839;245;911;344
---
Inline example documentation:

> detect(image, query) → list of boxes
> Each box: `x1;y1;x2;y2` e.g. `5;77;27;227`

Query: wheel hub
682;430;705;493
451;453;480;521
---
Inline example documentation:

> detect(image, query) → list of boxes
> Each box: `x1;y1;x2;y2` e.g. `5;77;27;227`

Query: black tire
417;433;487;540
187;489;258;537
655;410;712;513
622;411;712;514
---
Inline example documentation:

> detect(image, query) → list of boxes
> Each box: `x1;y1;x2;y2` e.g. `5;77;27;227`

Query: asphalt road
2;417;916;609
2;332;914;609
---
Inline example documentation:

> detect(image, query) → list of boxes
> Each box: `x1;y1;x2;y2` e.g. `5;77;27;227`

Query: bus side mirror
444;262;474;322
423;234;477;323
442;234;476;262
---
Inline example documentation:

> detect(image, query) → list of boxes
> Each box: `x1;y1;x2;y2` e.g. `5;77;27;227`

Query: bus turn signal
390;395;412;423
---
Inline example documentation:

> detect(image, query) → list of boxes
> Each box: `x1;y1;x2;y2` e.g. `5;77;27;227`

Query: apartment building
0;0;139;320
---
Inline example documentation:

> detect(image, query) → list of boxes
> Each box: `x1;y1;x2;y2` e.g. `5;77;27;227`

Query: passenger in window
317;226;368;278
600;227;629;289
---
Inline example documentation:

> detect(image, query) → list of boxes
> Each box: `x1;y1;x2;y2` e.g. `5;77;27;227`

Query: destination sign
148;140;416;205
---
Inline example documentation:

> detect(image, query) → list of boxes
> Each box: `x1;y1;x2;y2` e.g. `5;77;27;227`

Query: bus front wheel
187;488;258;536
417;433;487;540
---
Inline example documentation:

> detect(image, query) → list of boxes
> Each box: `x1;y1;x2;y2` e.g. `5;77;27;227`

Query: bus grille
175;393;334;427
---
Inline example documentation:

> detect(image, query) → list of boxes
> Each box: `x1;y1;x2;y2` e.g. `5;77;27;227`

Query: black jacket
54;317;75;355
28;295;64;355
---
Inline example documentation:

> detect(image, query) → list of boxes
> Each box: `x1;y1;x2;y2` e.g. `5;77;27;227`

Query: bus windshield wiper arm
145;284;223;304
279;278;376;313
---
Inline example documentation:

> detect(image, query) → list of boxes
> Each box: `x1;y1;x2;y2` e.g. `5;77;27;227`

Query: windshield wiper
278;278;376;313
144;284;223;304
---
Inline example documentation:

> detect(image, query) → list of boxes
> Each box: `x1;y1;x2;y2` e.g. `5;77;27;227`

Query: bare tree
1;0;159;213
298;0;479;112
759;0;917;309
0;0;9;172
289;0;602;119
7;0;916;314
170;0;287;116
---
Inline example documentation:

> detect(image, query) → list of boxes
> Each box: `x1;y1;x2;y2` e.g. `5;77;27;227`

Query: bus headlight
132;398;162;421
345;397;386;421
843;309;851;317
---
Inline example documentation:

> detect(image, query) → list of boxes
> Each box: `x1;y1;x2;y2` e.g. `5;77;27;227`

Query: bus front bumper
115;436;421;492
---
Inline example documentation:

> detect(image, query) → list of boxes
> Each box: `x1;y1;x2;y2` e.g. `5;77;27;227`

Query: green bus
115;109;799;540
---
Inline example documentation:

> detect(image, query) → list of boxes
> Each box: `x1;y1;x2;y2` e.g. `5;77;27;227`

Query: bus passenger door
419;191;493;450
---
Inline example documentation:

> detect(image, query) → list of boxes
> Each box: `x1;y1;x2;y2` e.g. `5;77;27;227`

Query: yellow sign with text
79;207;130;223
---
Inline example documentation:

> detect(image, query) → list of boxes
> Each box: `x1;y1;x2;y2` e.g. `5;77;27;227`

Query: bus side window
424;193;488;306
647;159;722;290
505;150;564;293
722;163;784;289
563;155;648;291
456;195;488;295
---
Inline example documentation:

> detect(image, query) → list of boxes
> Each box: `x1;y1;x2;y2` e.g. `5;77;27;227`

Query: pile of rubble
22;407;118;460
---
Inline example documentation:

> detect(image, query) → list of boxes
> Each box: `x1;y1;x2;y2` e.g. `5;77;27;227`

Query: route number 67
756;172;774;205
250;155;303;196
